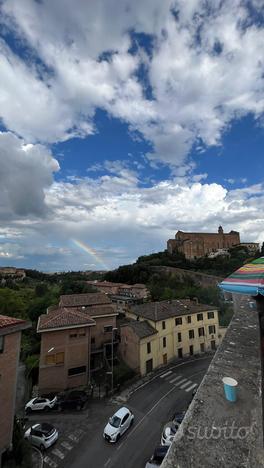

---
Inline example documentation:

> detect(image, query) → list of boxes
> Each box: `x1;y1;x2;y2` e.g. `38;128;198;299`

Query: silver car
24;423;58;450
103;407;134;443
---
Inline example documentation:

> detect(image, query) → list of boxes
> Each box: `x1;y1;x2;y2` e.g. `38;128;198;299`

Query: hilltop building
167;226;240;259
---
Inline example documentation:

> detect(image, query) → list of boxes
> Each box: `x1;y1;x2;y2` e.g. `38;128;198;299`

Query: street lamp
111;327;118;393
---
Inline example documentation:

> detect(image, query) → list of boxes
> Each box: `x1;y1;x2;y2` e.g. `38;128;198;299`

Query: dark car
57;390;88;411
145;445;169;467
172;410;186;425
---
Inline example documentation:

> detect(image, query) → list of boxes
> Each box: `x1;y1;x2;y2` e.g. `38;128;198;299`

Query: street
63;355;212;468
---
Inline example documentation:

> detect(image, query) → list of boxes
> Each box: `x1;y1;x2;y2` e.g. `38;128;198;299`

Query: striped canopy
219;257;264;296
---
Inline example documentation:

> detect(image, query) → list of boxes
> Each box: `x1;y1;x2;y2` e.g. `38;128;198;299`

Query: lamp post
111;327;118;393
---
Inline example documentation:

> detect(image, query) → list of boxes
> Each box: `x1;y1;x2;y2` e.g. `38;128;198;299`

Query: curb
112;353;213;403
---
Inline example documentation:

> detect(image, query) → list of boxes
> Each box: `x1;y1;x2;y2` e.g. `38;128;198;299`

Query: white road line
52;448;65;460
61;441;73;451
185;383;198;392
169;375;182;384
32;447;44;468
160;370;173;379
117;441;125;451
180;380;193;389
43;456;58;468
174;378;188;387
104;458;111;467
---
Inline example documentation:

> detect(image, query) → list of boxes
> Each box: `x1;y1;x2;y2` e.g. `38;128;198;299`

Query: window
70;333;77;338
178;332;182;343
189;330;195;339
200;343;205;352
198;327;205;337
162;321;166;330
178;348;183;358
78;332;86;337
187;316;192;324
0;336;4;353
147;342;151;354
45;352;64;365
175;317;182;326
197;313;203;321
190;345;194;355
104;325;113;333
207;311;215;319
68;366;86;376
209;325;216;334
91;337;95;345
163;337;166;348
121;413;129;425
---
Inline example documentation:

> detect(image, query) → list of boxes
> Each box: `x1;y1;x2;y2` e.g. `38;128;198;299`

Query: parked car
161;421;179;446
25;395;57;413
24;423;58;451
172;410;186;425
145;445;169;467
57;390;88;411
103;407;134;443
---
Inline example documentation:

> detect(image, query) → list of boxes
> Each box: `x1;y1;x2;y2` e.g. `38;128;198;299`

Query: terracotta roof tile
121;320;157;339
130;300;217;321
37;307;96;332
59;292;111;307
0;314;26;329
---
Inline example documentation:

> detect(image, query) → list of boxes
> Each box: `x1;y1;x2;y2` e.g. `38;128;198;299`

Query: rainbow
72;239;108;270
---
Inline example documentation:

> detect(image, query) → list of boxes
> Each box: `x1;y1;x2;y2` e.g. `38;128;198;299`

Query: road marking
43;456;58;468
32;447;44;468
169;375;182;384
52;448;65;460
117;441;125;451
180;380;193;389
185;383;198;392
61;441;73;451
174;378;188;387
68;434;79;442
104;458;111;467
160;370;173;379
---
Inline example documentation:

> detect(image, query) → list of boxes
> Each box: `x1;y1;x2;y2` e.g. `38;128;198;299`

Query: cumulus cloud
1;169;263;270
0;132;59;216
1;0;264;166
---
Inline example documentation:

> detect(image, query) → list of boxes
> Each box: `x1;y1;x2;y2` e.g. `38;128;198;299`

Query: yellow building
120;299;226;376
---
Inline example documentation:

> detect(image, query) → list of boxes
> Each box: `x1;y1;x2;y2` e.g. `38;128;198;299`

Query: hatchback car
145;445;169;467
161;421;179;446
25;395;57;413
103;407;134;443
24;423;58;451
57;390;88;411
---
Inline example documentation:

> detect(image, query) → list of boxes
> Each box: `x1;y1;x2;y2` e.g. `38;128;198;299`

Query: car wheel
40;444;45;452
57;405;62;412
76;404;81;411
44;406;49;412
115;434;120;443
130;418;134;427
25;408;31;414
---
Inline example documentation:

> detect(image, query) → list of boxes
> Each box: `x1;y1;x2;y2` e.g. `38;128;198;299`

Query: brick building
38;293;118;392
167;226;240;259
0;315;30;466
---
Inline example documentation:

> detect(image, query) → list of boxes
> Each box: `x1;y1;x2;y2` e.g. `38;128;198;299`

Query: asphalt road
66;355;212;468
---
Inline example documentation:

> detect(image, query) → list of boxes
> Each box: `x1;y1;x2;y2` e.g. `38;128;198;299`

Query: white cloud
0;131;59;216
1;0;264;167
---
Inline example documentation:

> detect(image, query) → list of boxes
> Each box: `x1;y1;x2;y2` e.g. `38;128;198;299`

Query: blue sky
0;0;264;271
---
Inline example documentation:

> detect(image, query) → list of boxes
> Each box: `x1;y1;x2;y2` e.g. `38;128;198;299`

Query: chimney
192;297;199;304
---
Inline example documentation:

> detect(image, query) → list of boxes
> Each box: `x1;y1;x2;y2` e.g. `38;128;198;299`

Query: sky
0;0;264;272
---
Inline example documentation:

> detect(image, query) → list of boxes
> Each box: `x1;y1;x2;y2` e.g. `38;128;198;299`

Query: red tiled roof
85;306;118;317
37;307;96;332
59;292;111;307
0;314;26;329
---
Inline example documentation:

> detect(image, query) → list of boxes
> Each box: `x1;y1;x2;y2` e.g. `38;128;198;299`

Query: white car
24;423;58;450
161;421;179;446
25;395;57;413
103;407;134;443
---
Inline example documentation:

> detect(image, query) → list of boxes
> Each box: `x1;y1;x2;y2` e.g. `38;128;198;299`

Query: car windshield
109;415;121;428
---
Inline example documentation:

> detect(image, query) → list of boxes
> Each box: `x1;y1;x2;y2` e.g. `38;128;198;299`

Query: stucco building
38;293;118;393
0;315;30;466
86;281;150;300
167;226;240;259
120;300;226;376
